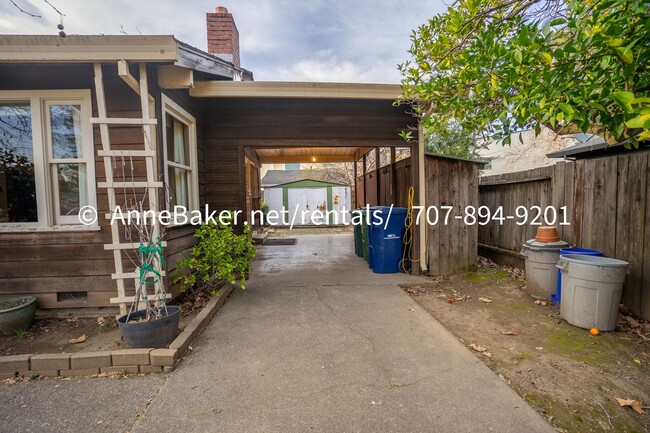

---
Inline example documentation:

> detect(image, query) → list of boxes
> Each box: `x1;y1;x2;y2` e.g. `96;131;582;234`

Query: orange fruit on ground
590;328;600;336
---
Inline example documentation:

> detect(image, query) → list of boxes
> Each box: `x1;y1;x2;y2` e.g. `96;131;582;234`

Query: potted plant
116;201;180;348
0;296;37;337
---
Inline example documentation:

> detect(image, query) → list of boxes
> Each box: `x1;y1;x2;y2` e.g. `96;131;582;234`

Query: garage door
287;188;328;225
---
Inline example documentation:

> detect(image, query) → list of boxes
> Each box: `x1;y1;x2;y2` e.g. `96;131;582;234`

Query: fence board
642;154;650;318
624;153;647;315
426;158;441;274
563;161;576;244
438;159;450;274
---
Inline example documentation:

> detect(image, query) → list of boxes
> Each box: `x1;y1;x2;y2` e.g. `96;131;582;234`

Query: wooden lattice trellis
92;61;169;316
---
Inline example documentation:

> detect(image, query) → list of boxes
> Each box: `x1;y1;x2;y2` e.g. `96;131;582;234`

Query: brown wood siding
0;64;205;310
478;152;650;319
151;82;206;297
202;100;243;213
203;97;416;221
0;64;135;309
202;98;414;146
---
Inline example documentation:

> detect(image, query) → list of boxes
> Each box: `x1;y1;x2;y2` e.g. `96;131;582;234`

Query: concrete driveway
132;232;554;433
1;232;555;433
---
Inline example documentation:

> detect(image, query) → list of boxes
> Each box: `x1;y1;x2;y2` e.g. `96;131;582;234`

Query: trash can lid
390;207;408;215
368;206;407;215
559;254;629;267
559;247;602;256
522;239;569;251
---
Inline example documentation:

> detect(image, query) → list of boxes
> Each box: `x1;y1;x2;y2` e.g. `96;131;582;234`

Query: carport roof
189;81;402;100
202;84;416;164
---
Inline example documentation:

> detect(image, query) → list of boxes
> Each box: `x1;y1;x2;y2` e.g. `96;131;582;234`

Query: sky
0;0;445;83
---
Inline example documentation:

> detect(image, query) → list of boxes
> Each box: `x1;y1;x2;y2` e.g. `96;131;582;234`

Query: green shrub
174;220;256;292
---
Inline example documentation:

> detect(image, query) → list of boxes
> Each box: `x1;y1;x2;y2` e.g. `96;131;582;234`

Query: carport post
417;124;428;273
353;157;358;208
390;147;397;202
363;153;367;206
375;147;380;205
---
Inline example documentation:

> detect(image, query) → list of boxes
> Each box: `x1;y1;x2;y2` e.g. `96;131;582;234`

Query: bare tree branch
10;0;41;18
43;0;64;16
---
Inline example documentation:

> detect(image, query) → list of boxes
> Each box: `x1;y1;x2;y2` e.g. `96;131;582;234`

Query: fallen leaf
469;343;487;353
625;316;640;328
615;398;646;414
69;334;86;344
501;331;517;336
97;317;105;326
482;352;492;358
634;359;641;365
447;298;455;304
479;297;492;304
534;299;542;305
540;301;547;306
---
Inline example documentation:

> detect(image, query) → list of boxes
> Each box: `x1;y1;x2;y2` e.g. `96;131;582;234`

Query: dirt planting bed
404;257;650;433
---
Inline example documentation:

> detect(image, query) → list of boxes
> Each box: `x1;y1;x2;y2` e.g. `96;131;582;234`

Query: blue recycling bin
552;247;602;305
368;206;408;274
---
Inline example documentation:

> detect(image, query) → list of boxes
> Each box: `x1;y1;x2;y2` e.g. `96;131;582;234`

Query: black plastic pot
0;296;36;337
117;306;181;348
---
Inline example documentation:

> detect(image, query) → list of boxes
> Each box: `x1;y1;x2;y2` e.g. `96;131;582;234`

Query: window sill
0;225;101;233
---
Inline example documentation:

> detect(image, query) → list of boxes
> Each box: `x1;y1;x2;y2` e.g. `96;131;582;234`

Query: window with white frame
0;90;95;229
162;95;197;212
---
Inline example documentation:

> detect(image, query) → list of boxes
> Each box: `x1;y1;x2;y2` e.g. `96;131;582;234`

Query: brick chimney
206;6;240;70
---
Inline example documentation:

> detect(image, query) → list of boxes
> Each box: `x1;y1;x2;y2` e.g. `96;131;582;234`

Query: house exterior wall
0;64;133;309
0;64;205;310
152;84;205;297
478;127;577;176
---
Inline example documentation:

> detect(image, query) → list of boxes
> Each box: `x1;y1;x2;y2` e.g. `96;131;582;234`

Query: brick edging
0;283;234;380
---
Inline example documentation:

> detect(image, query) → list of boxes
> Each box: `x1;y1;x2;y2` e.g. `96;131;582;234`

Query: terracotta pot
535;226;560;243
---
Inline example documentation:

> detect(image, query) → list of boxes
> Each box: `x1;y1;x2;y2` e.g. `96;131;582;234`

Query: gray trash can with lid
520;239;569;299
556;254;628;331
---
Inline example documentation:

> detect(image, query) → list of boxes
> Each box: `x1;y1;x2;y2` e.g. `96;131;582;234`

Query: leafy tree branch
400;0;650;145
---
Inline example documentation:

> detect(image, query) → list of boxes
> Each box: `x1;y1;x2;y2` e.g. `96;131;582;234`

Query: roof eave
0;35;179;63
189;81;403;100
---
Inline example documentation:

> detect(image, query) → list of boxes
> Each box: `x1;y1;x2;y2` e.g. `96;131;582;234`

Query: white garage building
264;179;351;226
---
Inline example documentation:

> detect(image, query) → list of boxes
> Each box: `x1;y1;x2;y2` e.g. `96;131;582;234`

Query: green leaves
399;0;650;144
616;46;634;64
539;52;553;67
626;114;650;129
514;49;523;64
174;220;256;292
610;91;635;113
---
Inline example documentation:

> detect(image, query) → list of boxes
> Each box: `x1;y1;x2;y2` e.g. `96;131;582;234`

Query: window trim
161;94;198;214
0;89;96;232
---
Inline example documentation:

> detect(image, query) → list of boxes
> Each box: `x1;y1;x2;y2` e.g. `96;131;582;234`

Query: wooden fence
356;154;480;276
478;151;650;319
